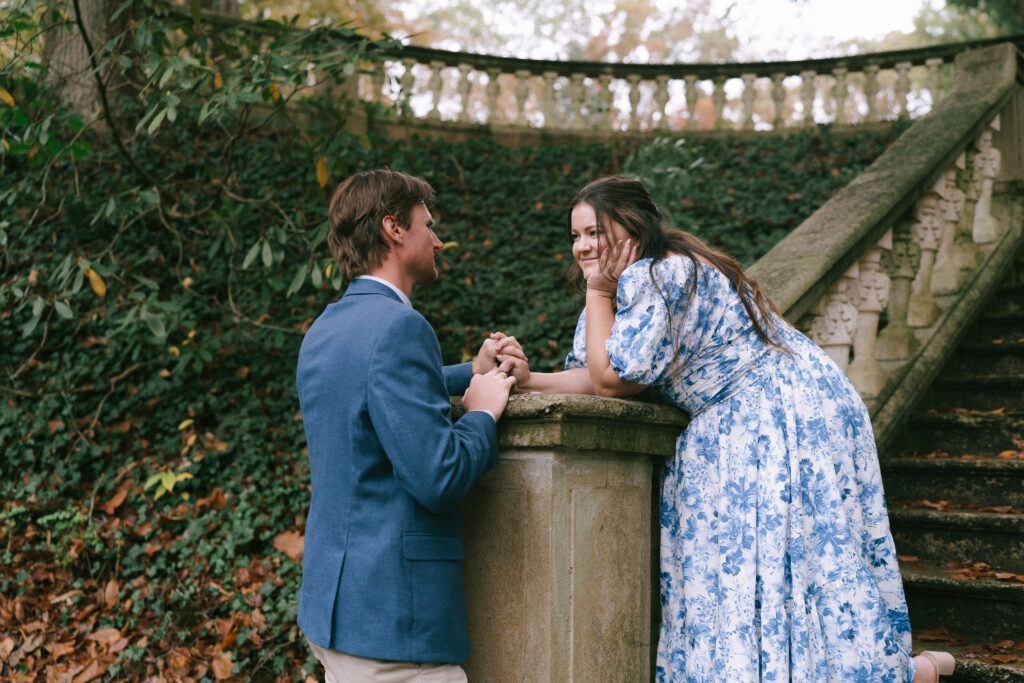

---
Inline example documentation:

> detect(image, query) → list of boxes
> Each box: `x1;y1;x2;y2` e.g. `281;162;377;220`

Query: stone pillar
931;159;966;296
771;72;786;129
864;65;880;123
956;149;981;272
684;75;699;131
908;194;943;327
400;58;416;115
809;267;859;370
833;67;848;126
457;64;473;123
741;73;756;130
627;74;642;131
877;222;921;360
654;75;670;131
541;71;557;128
973;117;1003;243
515;70;531;127
712;76;727;130
459;394;686;683
427;60;444;121
800;70;816;125
569;73;585;130
847;236;892;398
486;68;501;125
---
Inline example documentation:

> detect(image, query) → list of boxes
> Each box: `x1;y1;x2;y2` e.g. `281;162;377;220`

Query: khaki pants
307;639;468;683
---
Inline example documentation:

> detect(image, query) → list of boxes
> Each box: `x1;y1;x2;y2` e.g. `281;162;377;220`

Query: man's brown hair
327;169;435;280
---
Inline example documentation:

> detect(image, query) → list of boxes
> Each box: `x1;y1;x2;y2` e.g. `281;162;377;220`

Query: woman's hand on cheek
586;238;638;299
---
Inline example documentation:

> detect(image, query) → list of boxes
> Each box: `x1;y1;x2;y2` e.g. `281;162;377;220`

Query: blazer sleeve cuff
442;361;474;395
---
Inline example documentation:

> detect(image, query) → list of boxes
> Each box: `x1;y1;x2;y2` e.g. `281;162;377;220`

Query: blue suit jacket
295;278;499;663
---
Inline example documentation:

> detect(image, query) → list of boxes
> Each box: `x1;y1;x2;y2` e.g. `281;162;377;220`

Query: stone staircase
881;260;1024;682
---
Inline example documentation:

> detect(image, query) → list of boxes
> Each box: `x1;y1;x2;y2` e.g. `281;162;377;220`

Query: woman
515;176;954;682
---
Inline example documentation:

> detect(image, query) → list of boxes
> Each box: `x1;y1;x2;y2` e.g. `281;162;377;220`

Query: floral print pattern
566;256;914;682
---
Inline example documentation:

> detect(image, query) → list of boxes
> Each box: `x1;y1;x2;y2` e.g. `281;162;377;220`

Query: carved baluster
877;223;922;360
864;65;880;123
712;76;727;130
931;157;967;295
684;75;699;130
654;75;670;131
895;61;912;118
800;70;816;125
848;236;892;397
486;67;501;125
627;74;642;131
810;267;859;370
741;73;756;130
400;57;416;114
372;63;386;106
926;57;943;108
771;72;786;129
597;73;613;130
427;60;444;120
457;64;473;123
514;69;531;126
973;116;1002;242
541;71;557;128
569;73;585;129
907;194;943;327
833;67;848;125
955;149;981;272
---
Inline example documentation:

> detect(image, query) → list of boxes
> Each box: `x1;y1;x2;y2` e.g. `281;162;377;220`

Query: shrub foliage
0;3;906;680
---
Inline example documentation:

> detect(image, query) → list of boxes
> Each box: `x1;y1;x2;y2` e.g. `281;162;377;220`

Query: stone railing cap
455;393;688;457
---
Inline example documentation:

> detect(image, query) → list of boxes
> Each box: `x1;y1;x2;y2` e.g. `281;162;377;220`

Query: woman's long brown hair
567;175;787;351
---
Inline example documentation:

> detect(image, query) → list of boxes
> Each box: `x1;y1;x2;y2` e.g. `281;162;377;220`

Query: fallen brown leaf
103;579;119;606
273;531;304;562
87;628;121;648
45;640;76;658
211;648;233;680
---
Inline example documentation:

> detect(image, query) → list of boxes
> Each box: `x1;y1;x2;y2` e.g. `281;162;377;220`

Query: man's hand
463;369;516;421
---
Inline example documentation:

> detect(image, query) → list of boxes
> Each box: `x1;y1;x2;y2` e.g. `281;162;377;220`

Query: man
295;168;523;682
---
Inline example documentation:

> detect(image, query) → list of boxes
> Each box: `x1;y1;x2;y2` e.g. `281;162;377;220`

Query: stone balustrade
360;37;1023;133
748;42;1024;450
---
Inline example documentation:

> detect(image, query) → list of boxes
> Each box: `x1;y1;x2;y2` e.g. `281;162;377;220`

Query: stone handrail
361;35;1024;133
747;42;1024;450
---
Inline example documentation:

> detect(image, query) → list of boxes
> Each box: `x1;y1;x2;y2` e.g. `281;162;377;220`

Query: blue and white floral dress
565;256;915;682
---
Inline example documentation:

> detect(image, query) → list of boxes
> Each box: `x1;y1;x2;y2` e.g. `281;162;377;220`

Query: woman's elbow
593;381;629;398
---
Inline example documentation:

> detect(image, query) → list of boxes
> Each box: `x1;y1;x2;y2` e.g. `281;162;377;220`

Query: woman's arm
585;288;647;397
515;367;595;394
585;238;647;398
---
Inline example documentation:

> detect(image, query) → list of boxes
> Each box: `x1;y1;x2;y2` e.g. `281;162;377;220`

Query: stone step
894;413;1024;455
889;509;1024;572
954;341;1024;375
881;455;1024;507
964;311;1024;344
919;375;1024;412
976;284;1024;317
911;638;1024;682
902;560;1024;653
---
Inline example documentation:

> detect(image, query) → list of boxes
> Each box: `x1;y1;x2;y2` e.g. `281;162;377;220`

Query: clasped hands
472;332;531;390
472;237;638;394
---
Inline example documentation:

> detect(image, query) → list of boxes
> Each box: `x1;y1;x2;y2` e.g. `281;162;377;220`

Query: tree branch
70;0;159;188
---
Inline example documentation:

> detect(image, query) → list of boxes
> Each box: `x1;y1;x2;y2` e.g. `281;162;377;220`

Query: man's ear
381;215;404;246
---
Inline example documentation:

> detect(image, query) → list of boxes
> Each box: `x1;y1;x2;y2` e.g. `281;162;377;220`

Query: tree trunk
42;0;118;117
201;0;239;17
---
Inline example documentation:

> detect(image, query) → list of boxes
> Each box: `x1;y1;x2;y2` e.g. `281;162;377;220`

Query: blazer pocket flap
403;533;464;561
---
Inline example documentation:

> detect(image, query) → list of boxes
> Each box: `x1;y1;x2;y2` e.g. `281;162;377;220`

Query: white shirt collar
356;275;412;308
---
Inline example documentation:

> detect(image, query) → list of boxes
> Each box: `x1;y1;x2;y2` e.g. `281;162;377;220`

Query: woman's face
570;202;631;281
